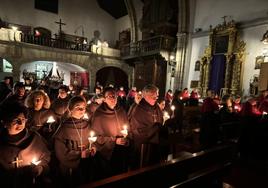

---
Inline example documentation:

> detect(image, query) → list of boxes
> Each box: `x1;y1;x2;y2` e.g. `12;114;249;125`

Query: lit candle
83;113;89;120
88;131;97;150
46;116;55;132
46;116;55;123
138;91;142;95
171;105;175;118
218;105;223;109
31;157;41;184
163;111;170;124
87;100;92;105
263;111;267;115
120;125;128;138
179;97;183;100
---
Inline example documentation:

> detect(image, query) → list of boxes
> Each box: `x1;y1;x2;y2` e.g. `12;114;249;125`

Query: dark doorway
96;67;128;90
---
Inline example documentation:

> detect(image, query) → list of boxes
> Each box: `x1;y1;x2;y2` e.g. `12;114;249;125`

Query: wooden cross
55;19;66;34
221;16;227;24
11;157;23;168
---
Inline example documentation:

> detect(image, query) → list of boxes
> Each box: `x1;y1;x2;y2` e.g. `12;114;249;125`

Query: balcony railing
20;33;90;52
121;35;176;58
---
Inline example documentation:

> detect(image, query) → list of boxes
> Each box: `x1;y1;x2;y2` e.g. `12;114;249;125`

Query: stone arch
96;66;129;91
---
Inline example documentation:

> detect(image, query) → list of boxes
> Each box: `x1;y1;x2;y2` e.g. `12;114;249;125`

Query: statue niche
198;20;246;97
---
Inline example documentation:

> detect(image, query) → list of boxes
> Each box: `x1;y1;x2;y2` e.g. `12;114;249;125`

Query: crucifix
11;157;23;168
221;16;227;24
55;19;66;34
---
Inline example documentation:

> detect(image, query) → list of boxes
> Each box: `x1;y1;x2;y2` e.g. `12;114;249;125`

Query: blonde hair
25;90;51;109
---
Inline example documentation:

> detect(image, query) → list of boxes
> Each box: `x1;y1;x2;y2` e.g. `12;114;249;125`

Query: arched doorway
96;66;128;90
20;61;89;89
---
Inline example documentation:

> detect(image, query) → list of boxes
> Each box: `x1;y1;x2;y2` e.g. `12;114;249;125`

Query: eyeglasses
105;95;117;99
11;118;27;125
74;106;86;111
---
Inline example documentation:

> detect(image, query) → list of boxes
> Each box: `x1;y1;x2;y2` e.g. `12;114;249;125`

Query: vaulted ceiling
97;0;128;19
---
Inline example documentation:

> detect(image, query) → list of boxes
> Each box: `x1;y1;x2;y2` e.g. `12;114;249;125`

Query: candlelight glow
179;97;183;100
87;100;92;105
171;105;175;111
234;106;239;110
32;157;41;165
121;125;128;137
83;113;89;120
263;111;267;115
47;116;55;123
88;131;97;142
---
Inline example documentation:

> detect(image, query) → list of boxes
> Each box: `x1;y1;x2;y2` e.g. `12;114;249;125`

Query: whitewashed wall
187;0;268;96
193;0;268;32
114;15;131;41
0;0;117;46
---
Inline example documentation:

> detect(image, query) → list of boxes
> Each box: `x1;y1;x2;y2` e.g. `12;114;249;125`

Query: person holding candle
0;102;51;187
53;96;96;186
24;90;56;138
128;84;163;168
91;87;130;176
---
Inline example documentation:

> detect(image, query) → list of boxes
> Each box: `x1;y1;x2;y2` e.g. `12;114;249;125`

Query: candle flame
83;113;89;120
121;125;128;137
32;157;41;165
47;116;55;123
263;111;267;115
171;105;175;111
87;100;92;105
88;131;97;143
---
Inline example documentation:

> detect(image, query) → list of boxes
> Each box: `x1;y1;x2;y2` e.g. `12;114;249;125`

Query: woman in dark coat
0;102;51;187
53;96;96;186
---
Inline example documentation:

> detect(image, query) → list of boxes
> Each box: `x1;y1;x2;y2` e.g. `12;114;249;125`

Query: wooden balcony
121;35;176;60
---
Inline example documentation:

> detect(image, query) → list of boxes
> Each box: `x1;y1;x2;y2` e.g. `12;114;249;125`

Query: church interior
0;0;268;187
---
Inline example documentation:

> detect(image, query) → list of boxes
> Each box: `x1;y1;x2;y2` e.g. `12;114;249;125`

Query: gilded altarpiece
198;20;246;97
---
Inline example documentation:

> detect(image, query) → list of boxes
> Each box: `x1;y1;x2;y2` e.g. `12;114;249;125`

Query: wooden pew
80;144;236;188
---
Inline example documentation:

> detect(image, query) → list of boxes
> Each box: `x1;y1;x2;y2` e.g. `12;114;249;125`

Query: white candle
179;97;183;100
163;111;170;124
121;125;128;137
88;131;97;150
83;113;89;120
171;105;175;118
31;157;41;184
46;116;55;123
263;111;267;115
87;100;92;105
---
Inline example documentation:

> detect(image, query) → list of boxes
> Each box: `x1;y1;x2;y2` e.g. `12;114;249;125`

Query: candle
46;116;55;123
31;157;41;184
87;100;92;105
120;125;128;138
88;131;97;150
171;105;175;118
47;116;55;132
263;111;267;115
83;113;89;120
163;111;170;124
138;91;142;95
179;97;183;100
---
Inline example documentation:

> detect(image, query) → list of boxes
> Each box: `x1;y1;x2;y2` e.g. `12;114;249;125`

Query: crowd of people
0;76;267;187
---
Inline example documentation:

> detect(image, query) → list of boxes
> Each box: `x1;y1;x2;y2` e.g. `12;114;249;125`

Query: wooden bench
80;143;236;188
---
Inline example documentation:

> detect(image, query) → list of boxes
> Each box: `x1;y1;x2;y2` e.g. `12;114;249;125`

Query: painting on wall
255;56;264;69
